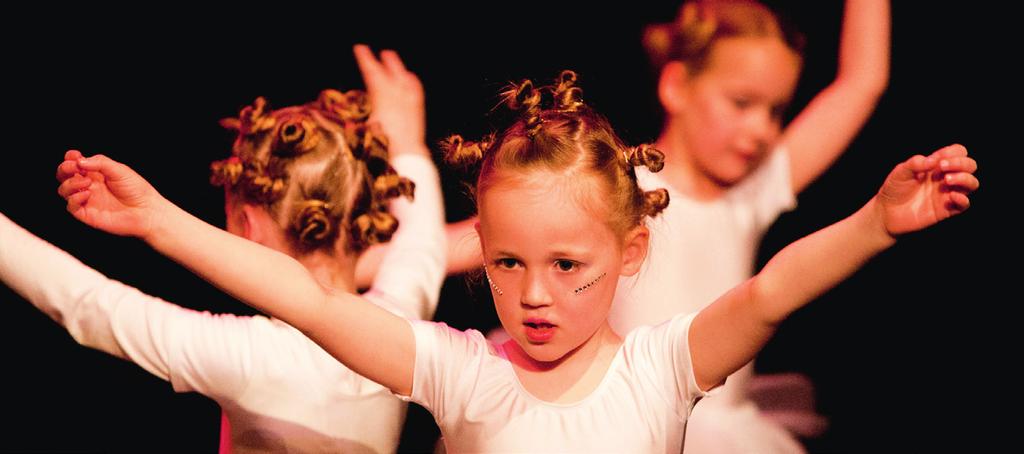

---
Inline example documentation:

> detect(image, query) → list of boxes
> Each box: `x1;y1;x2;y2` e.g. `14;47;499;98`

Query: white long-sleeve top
0;154;446;454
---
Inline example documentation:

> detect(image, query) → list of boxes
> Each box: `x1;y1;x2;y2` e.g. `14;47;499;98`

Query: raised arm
351;41;483;287
689;144;977;390
782;0;891;193
351;44;446;321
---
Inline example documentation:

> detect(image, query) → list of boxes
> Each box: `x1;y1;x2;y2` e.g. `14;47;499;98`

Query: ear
473;219;486;255
239;204;266;243
657;61;690;115
619;225;649;277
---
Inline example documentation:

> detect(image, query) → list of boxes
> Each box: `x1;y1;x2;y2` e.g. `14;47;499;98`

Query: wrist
860;197;898;248
388;142;431;159
141;195;178;244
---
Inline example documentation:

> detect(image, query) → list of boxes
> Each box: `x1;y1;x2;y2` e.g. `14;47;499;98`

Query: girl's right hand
353;44;427;158
56;150;166;239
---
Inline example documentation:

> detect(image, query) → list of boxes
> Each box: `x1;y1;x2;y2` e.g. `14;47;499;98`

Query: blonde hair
643;0;804;74
444;70;669;235
211;90;414;255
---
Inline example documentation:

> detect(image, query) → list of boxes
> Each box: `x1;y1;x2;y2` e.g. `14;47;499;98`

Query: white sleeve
735;147;798;230
633;312;709;415
0;212;256;399
398;319;484;423
362;154;446;321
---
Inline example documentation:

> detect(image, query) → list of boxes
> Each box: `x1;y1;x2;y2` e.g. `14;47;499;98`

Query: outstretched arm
58;151;416;395
54;46;430;396
0;212;260;396
689;144;977;390
783;0;891;193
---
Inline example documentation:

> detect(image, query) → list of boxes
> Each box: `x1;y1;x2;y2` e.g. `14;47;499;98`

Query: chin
715;165;754;186
520;341;571;363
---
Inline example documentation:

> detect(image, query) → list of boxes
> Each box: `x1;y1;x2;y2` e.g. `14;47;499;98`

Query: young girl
56;71;976;453
416;3;889;449
614;0;891;450
3;45;445;453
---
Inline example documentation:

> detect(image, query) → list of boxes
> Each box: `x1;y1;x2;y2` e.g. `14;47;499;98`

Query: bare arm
357;217;483;288
783;0;890;193
53;44;436;396
58;153;416;395
689;145;977;390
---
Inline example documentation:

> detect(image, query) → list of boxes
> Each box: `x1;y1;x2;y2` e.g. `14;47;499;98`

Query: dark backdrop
1;2;1008;452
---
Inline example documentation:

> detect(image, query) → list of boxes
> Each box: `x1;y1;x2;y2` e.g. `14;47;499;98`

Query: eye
732;97;752;110
495;258;519;269
770;104;787;120
555;259;579;272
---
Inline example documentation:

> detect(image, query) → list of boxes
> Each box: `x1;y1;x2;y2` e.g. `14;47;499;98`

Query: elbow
841;69;890;102
746;276;789;328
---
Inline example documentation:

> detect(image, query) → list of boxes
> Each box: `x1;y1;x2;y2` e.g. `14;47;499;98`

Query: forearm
0;212;130;357
144;198;330;329
691;198;894;388
367;153;447;319
141;198;415;393
783;0;890;192
0;213;203;383
836;0;890;93
752;197;895;323
446;218;483;275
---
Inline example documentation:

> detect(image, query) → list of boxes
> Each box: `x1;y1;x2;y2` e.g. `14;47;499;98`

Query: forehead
699;37;801;95
478;171;619;253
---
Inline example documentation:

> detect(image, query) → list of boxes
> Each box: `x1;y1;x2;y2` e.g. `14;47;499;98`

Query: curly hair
211;89;414;254
443;70;668;235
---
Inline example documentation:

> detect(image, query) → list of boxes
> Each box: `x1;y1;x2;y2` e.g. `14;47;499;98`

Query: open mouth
524;320;556;342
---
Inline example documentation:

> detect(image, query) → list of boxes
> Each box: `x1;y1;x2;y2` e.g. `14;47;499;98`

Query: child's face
677;36;801;186
477;171;634;363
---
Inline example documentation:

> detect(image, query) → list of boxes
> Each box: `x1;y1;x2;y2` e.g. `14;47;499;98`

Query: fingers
353;44;383;83
928;143;968;160
945;191;970;213
380;49;407;74
897;154;937;180
57;174;91;199
56;159;82;182
65;189;91;214
57;150;87;182
353;44;409;81
77;154;131;181
939;156;978;174
942;172;980;192
64;149;84;161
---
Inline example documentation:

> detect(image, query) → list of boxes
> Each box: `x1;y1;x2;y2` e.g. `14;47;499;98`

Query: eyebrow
493;250;523;259
491;249;590;260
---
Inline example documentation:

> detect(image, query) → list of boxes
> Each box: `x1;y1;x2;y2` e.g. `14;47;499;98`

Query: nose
520;269;554;308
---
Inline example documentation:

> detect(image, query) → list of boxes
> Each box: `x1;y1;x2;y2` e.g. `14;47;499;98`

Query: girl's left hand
877;144;979;236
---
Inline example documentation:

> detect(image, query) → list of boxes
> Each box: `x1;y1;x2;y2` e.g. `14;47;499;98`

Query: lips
524;318;556;343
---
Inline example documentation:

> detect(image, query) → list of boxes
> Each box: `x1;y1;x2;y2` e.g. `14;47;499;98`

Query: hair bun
294;200;335;247
625;144;666;173
351;211;399;250
373;174;416;201
275;116;322;156
643;188;670;217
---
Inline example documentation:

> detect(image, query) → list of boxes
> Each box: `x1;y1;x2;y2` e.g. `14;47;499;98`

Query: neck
504;322;622;403
296;248;359;293
655;120;729;201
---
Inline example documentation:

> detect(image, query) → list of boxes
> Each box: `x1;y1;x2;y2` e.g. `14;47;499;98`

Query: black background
0;2;1009;452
